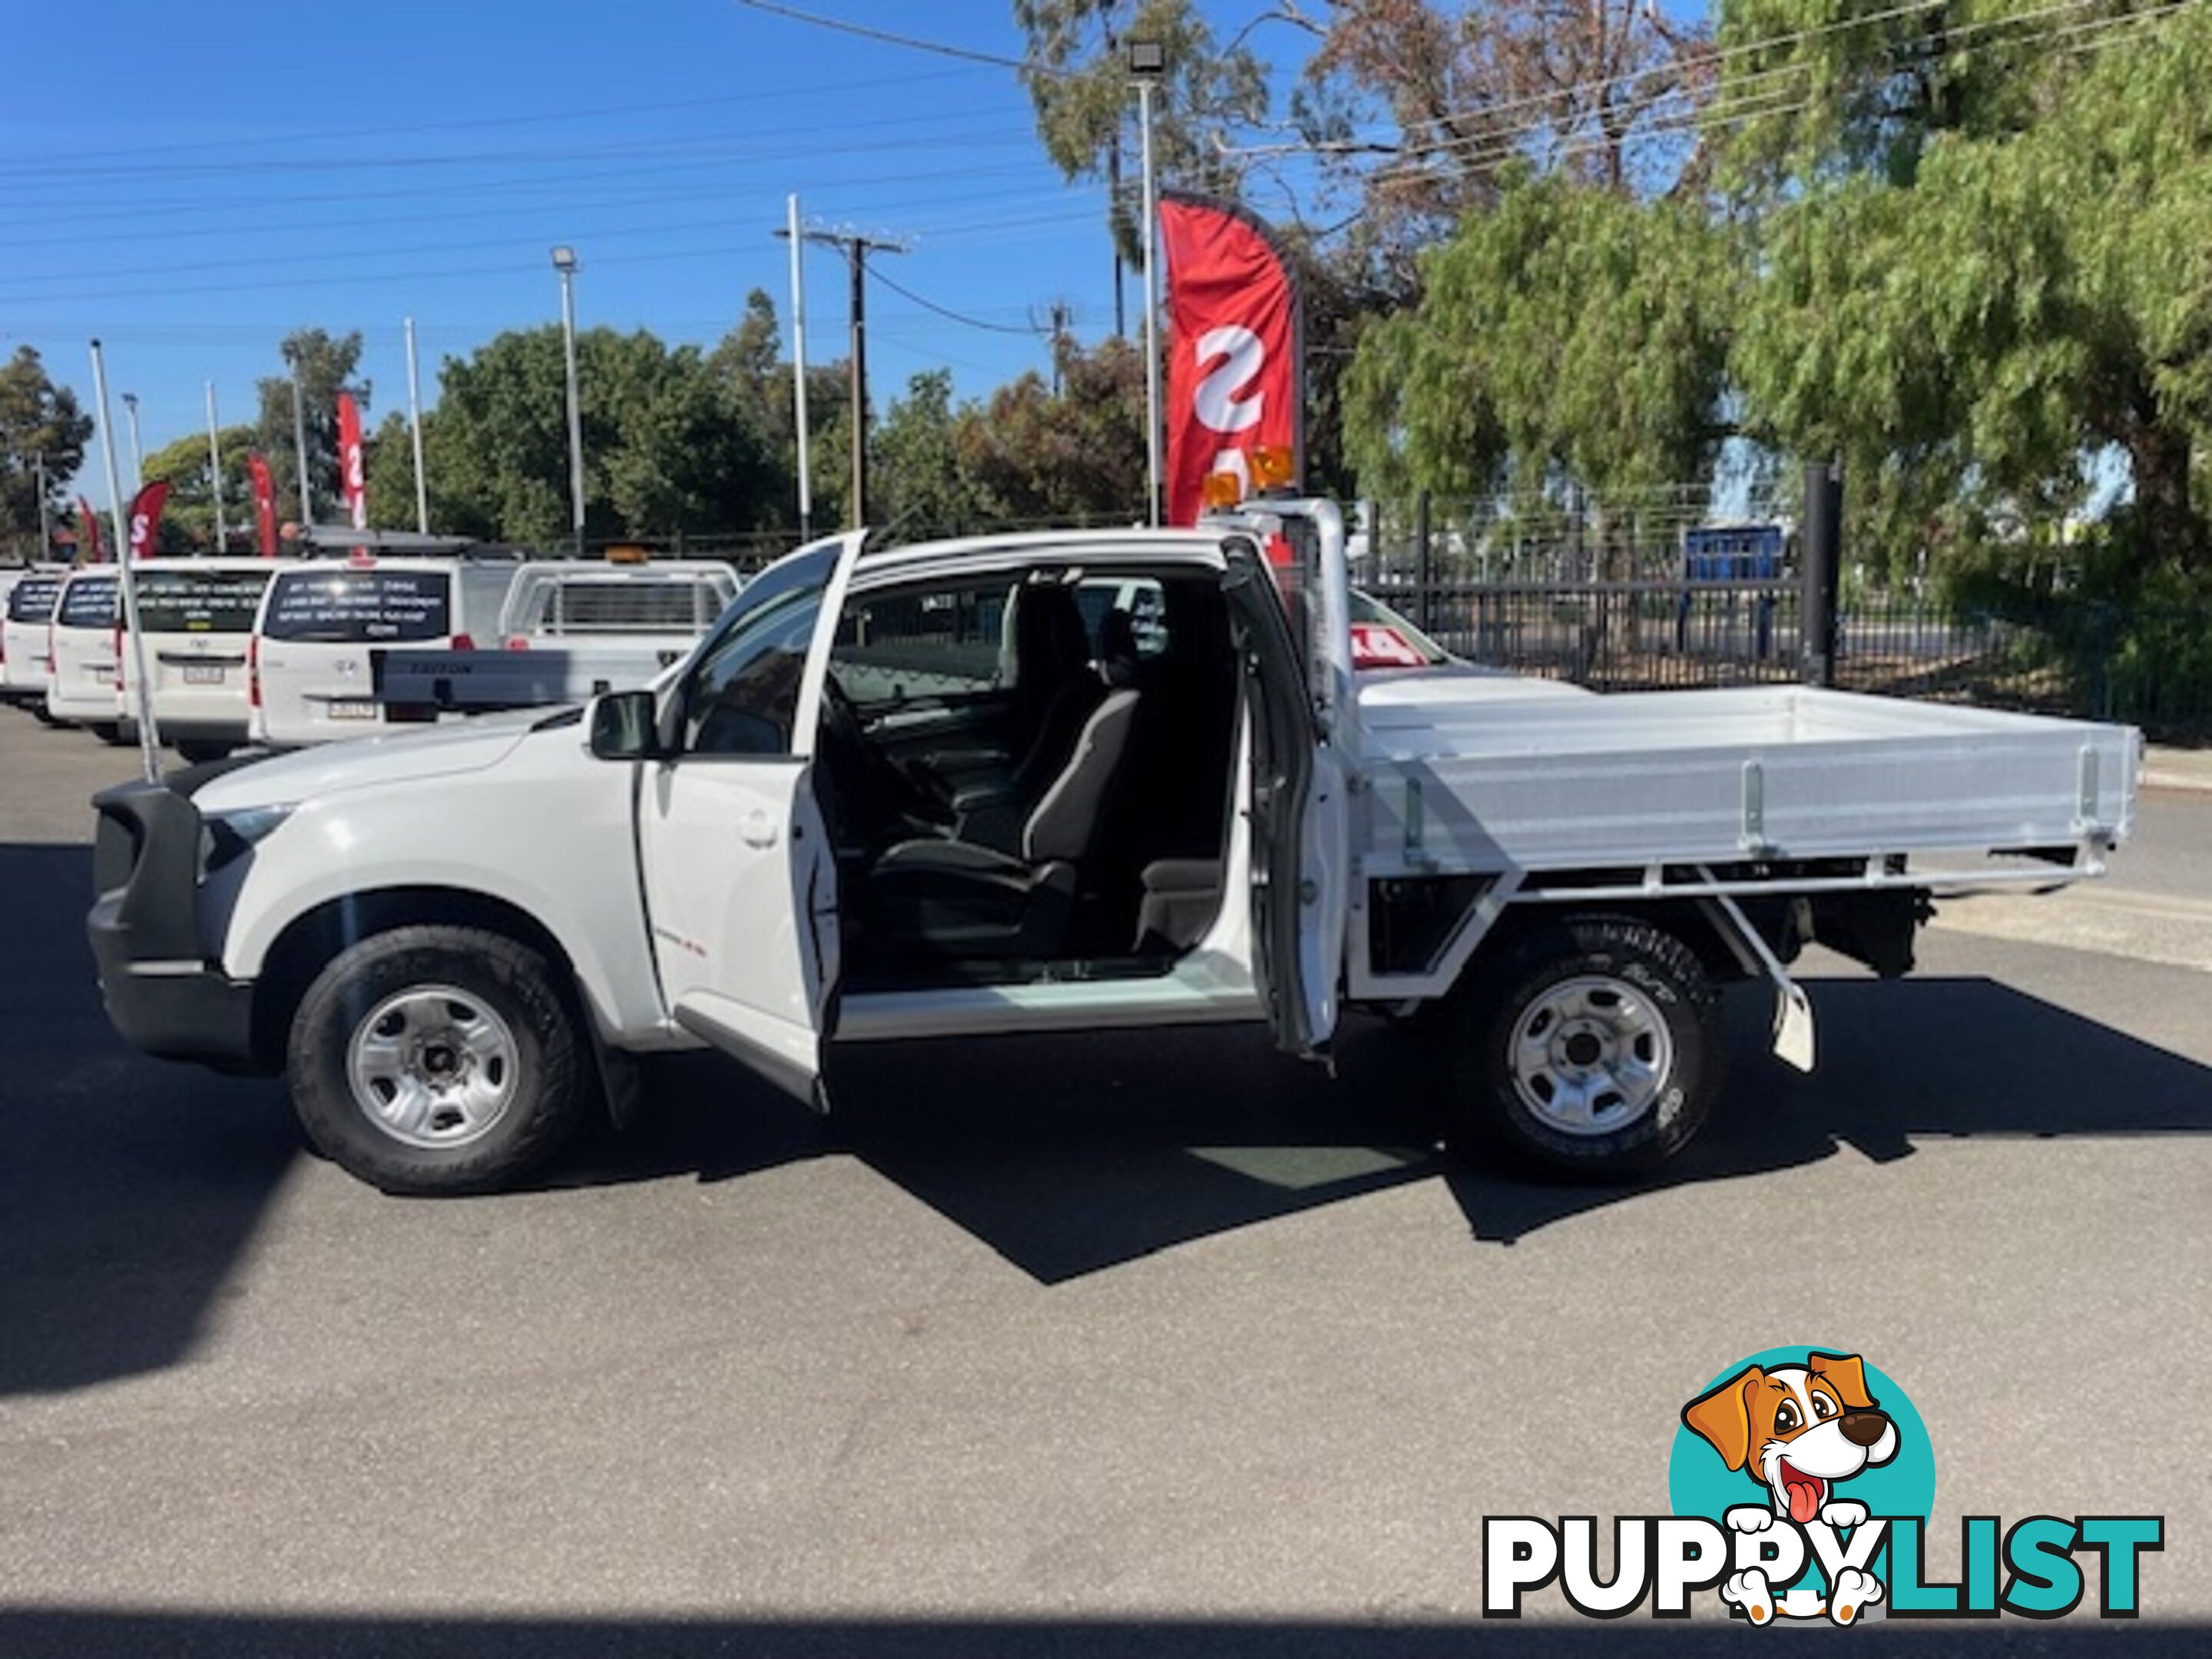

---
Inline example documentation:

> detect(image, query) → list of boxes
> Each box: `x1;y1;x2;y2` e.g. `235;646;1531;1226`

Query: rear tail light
451;633;476;651
248;635;261;708
113;624;125;692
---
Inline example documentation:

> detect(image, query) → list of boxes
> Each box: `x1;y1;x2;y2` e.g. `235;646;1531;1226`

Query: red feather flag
77;496;104;562
1158;192;1305;527
336;391;367;531
127;480;169;565
247;453;280;557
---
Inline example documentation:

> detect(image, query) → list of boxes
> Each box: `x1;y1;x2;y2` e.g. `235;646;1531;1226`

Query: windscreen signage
264;571;452;642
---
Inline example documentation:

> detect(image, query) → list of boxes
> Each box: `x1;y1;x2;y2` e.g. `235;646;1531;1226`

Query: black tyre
91;720;128;745
28;703;62;727
174;739;234;765
286;925;588;1194
1442;912;1725;1180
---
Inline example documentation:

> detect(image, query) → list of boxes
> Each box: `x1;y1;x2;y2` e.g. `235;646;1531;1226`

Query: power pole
1045;300;1072;395
785;226;907;528
1106;25;1125;339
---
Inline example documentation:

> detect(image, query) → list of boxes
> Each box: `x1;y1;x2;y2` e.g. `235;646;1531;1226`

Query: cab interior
810;562;1243;991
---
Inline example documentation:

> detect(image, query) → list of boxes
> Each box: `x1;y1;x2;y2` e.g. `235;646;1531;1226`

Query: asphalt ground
1;709;2207;1657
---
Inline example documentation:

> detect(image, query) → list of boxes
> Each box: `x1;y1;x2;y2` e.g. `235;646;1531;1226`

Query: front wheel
286;925;589;1194
1441;912;1726;1180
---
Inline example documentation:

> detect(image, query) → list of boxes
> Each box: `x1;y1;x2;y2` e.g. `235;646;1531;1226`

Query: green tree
139;423;259;553
709;288;854;531
876;371;996;538
255;329;366;526
1723;2;2212;581
1345;174;1737;514
956;336;1148;523
363;410;419;532
1015;0;1269;274
0;346;94;558
419;326;773;547
1293;0;1714;281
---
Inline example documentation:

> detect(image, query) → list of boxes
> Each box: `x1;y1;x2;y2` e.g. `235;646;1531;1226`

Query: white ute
89;502;2140;1195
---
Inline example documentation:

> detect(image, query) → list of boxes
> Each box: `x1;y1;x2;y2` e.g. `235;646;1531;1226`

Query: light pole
552;246;586;558
404;316;431;535
1129;39;1166;528
283;342;313;526
90;339;161;783
121;392;144;495
205;383;227;550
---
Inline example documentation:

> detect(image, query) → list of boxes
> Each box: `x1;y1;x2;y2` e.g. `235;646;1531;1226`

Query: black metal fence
1363;495;2212;737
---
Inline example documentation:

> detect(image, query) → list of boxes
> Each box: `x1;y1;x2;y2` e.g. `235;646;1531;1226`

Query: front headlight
204;804;294;873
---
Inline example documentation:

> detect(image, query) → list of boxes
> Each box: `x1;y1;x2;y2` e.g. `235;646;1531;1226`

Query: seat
946;605;1142;853
868;685;1142;959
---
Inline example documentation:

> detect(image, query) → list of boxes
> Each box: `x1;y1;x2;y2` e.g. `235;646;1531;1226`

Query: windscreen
262;568;453;643
6;576;62;624
57;575;118;629
135;568;272;634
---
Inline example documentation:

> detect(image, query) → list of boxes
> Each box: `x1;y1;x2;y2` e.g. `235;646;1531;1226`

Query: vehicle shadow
0;1608;2203;1658
0;843;299;1398
570;969;2212;1277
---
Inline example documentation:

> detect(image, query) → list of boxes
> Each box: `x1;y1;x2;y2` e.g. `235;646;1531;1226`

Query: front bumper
88;780;265;1071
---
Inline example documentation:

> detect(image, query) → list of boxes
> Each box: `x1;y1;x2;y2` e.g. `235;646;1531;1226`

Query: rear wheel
90;721;127;745
1441;912;1725;1180
286;925;588;1194
174;739;234;764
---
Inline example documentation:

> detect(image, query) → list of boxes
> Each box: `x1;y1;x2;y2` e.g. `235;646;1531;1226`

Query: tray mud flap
1697;874;1816;1075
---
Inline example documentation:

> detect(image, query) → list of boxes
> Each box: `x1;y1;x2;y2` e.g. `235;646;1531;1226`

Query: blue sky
2;2;1173;507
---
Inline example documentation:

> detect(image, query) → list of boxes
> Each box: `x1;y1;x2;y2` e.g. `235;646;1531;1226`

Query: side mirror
588;689;672;761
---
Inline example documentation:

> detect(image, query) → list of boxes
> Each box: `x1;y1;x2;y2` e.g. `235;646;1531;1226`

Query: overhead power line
867;267;1049;336
733;0;1069;78
1335;0;2193;190
1237;0;2157;168
1343;9;2174;204
0;65;992;174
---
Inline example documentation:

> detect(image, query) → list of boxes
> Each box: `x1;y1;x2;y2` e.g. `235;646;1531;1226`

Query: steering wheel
818;674;953;836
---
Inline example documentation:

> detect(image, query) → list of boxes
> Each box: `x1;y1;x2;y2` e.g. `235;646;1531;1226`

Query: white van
2;568;68;715
250;556;522;747
119;558;277;763
45;568;126;739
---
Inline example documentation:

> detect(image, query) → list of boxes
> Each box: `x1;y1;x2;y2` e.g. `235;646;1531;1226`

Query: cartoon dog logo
1682;1351;1899;1625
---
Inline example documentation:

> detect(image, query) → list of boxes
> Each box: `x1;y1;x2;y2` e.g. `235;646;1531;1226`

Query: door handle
741;808;779;849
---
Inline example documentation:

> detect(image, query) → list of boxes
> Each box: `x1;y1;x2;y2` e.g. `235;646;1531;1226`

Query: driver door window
680;583;824;757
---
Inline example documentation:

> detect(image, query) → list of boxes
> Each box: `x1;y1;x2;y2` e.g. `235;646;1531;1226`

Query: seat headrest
1096;608;1140;687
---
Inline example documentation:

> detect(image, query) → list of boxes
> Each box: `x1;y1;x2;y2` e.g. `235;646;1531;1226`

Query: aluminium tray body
1354;680;2141;879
